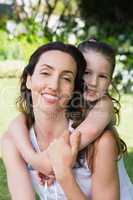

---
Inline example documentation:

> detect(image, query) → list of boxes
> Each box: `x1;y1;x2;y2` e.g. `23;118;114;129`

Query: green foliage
0;159;11;200
0;29;48;61
0;1;133;93
0;30;23;60
78;0;133;24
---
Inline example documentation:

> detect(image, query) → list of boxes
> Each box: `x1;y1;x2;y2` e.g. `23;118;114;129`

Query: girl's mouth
86;88;97;96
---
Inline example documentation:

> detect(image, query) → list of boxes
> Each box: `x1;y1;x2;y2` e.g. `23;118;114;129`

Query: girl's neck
33;109;69;149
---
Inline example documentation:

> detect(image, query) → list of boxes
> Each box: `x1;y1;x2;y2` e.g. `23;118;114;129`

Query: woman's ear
26;75;32;90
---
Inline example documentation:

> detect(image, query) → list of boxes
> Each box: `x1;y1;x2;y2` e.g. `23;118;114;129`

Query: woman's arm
58;168;88;200
1;133;35;200
90;129;120;200
71;95;115;150
8;114;53;174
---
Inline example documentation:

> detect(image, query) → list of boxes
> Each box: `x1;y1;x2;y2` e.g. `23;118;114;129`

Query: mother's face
26;50;77;113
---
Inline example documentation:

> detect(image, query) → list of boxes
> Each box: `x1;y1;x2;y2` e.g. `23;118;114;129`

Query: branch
43;0;59;29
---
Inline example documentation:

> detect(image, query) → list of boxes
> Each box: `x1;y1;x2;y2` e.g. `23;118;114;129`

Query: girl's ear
26;75;32;90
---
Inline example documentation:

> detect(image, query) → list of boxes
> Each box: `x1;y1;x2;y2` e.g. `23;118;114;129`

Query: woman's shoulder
94;129;118;161
94;129;118;154
86;128;118;167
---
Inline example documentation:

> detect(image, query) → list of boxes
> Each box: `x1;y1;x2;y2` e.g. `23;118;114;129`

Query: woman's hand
47;130;81;180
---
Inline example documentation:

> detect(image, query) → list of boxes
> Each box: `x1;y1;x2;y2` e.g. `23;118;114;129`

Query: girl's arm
90;129;120;200
1;133;35;200
8;114;52;174
47;130;88;200
7;95;114;174
8;114;35;162
71;95;115;150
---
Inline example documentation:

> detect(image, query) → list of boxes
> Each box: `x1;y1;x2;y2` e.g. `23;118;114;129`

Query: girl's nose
89;75;98;87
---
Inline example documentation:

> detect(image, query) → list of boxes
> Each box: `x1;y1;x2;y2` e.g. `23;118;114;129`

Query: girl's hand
32;150;53;175
47;130;81;180
37;171;55;186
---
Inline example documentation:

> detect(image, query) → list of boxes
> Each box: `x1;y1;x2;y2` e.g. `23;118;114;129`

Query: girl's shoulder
96;95;113;109
87;95;114;113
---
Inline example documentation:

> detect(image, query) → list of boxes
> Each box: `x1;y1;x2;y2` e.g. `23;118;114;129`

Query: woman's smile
41;92;60;104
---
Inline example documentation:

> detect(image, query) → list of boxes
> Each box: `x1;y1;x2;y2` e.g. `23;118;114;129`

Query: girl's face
83;50;112;102
26;50;77;113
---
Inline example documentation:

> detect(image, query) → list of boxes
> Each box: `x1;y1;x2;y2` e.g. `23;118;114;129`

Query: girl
78;39;133;199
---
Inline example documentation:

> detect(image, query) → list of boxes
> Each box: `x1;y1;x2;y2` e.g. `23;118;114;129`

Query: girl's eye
99;75;107;79
84;71;91;75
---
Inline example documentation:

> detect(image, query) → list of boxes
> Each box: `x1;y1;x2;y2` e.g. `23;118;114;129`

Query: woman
2;41;132;200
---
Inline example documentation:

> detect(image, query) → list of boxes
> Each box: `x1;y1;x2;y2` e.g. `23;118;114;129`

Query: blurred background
0;0;133;199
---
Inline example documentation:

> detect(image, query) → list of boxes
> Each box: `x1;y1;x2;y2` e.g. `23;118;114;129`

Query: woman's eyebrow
62;70;74;75
40;64;75;76
40;64;54;70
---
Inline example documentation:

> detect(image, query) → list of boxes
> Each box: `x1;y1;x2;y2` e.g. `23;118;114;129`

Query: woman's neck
33;109;69;149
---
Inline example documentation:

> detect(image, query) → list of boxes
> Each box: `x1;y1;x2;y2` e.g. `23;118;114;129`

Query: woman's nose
47;76;59;91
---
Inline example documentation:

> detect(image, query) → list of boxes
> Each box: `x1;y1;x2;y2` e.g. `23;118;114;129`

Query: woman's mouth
41;93;60;104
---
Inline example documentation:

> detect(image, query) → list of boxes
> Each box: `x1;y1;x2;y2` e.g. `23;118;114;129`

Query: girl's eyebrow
100;72;110;76
40;64;75;76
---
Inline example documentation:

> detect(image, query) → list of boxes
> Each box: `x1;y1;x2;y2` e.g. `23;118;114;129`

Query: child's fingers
38;172;47;185
47;176;55;186
37;172;55;186
71;131;81;156
62;130;70;144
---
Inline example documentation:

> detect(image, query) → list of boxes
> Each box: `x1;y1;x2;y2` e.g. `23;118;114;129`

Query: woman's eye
62;77;71;82
40;72;50;75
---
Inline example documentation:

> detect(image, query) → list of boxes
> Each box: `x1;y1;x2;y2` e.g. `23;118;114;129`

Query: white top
28;126;133;200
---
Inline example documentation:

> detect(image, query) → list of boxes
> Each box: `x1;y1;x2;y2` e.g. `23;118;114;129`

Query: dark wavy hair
78;39;120;124
16;42;86;127
76;39;127;171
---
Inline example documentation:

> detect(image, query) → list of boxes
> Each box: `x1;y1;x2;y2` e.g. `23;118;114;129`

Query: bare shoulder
1;131;24;167
94;130;118;160
95;95;113;110
8;113;26;131
1;132;15;150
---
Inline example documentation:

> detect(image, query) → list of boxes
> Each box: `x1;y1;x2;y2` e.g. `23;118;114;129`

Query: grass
0;78;133;199
0;78;19;135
